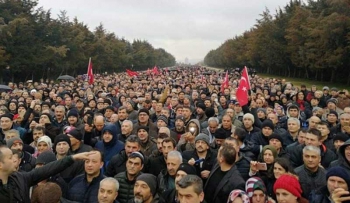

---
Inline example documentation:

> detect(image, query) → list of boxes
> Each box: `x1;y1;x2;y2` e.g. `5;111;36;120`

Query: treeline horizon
0;0;176;82
204;0;350;84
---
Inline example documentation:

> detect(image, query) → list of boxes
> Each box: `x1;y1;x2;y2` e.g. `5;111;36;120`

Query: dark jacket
159;189;176;203
132;119;158;136
204;165;245;203
309;186;331;203
84;127;103;147
139;137;157;157
290;144;337;169
0;156;74;203
67;172;105;203
235;153;251;181
240;141;257;160
294;165;327;199
71;143;93;154
251;131;269;156
105;150;128;177
60;160;85;184
157;169;174;195
146;155;166;177
115;171;141;203
329;140;350;177
182;149;217;184
126;195;159;203
20;151;36;172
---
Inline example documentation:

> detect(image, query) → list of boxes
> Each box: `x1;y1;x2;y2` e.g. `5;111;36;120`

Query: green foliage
204;0;350;84
0;0;176;81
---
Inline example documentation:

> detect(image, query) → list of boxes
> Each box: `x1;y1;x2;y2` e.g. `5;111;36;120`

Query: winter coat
0;156;75;203
115;171;141;203
146;155;166;177
235;153;252;181
157;170;174;195
67;172;105;203
204;165;245;203
132;119;158;137
309;186;331;203
20;151;36;172
105;150;128;177
295;165;327;199
329;139;350;177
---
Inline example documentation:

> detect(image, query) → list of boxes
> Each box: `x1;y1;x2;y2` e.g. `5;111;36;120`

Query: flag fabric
236;67;250;106
152;66;159;75
221;70;229;93
242;66;251;90
126;69;138;77
87;57;94;85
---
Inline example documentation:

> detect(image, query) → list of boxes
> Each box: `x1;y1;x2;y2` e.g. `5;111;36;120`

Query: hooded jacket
330;139;350;177
177;119;201;152
95;124;125;169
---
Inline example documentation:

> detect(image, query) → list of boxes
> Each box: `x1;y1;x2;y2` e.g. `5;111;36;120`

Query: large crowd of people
0;66;350;203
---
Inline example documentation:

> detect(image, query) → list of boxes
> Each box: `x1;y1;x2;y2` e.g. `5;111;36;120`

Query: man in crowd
98;178;120;203
157;150;182;194
129;173;159;203
177;175;205;203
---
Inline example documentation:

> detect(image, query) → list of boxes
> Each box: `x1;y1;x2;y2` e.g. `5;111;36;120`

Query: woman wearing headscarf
245;177;275;203
227;189;250;203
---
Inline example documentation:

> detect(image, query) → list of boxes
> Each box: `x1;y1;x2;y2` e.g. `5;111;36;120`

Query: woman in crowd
273;174;308;203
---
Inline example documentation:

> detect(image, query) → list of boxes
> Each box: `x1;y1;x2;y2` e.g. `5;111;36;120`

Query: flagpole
244;66;251;90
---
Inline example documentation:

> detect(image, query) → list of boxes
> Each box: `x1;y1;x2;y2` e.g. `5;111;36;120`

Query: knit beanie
40;113;53;123
257;108;266;115
195;133;210;146
328;110;338;118
138;108;150;116
196;102;206;111
6;137;23;148
36;151;56;165
1;113;14;121
137;126;149;133
126;100;135;110
68;129;83;141
177;163;197;175
67;109;79;118
37;135;53;149
268;133;284;145
213;128;227;139
157;115;168;124
327;98;338;105
54;134;71;149
333;132;349;143
326;166;350;188
175;116;185;123
243;113;254;123
205;107;215;118
274;174;302;198
136;174;157;196
262;119;275;131
262;145;277;159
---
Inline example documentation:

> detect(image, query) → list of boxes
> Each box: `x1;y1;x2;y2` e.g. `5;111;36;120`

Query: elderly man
177;175;205;203
98;178;120;203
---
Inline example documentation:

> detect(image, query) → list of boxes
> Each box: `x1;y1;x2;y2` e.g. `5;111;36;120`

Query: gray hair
4;129;20;139
100;177;120;192
288;117;300;126
122;120;133;128
303;145;321;156
178;175;203;195
159;127;170;136
208;117;219;124
167;150;183;163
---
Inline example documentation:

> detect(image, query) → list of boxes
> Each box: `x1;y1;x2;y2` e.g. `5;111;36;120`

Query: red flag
152;66;159;75
87;57;94;85
126;69;138;77
236;67;250;106
242;66;251;90
221;71;229;93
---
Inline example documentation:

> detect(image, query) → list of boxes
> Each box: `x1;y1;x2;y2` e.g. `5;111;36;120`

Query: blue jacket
95;124;125;171
67;172;105;203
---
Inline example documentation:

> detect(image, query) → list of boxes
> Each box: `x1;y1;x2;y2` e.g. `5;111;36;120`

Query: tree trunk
330;68;336;83
315;70;318;81
305;67;309;79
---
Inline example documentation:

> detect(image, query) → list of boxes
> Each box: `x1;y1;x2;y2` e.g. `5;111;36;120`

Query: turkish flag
221;71;229;93
87;57;94;85
236;67;250;106
152;66;159;75
126;69;138;77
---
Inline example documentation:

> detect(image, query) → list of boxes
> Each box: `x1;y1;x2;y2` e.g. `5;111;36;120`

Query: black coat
105;150;128;177
146;155;166;177
295;165;327;199
0;156;74;203
204;165;245;203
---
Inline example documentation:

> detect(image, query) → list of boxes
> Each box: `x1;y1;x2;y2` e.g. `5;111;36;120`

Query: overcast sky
37;0;291;64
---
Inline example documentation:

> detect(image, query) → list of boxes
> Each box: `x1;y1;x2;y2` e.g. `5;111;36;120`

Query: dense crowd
0;66;350;203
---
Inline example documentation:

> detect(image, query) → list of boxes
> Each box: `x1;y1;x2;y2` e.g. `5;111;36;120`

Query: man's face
262;127;273;137
110;114;118;123
0;148;16;174
195;140;208;153
56;142;70;156
305;133;321;147
177;185;204;203
288;108;299;118
126;157;143;176
309;117;320;129
156;138;164;153
288;121;300;133
222;116;231;129
334;140;345;151
137;129;148;142
269;139;282;151
121;122;132;135
134;180;152;203
182;108;191;119
104;109;114;118
175;120;185;129
157;120;167;128
208;121;218;134
5;132;17;141
103;131;113;143
138;112;149;123
327;176;349;194
327;114;337;123
166;156;181;176
243;118;253;129
215;138;225;147
65;97;72;106
267;114;278;125
98;181;118;203
162;141;175;158
303;150;320;170
11;142;23;151
125;142;140;156
94;118;105;131
345;145;350;162
118;109;128;120
340;115;350;127
1;117;13;130
317;124;330;137
175;170;187;189
84;152;103;176
54;108;64;119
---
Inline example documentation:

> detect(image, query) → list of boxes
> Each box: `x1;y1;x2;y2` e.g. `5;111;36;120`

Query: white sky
37;0;292;64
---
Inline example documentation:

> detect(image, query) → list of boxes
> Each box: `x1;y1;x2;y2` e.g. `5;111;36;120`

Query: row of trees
0;0;176;81
204;0;350;84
